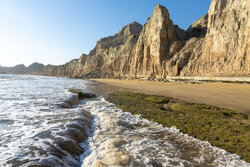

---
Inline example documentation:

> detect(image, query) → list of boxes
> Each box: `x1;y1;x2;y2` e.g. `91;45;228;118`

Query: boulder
78;92;96;100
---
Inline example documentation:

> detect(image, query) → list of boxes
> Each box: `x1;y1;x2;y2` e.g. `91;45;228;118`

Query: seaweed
107;91;250;162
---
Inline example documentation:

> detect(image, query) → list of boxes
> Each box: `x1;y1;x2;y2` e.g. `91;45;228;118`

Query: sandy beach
89;79;250;116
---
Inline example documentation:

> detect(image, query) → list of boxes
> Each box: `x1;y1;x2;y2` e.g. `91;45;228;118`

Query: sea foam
0;75;91;166
81;97;249;167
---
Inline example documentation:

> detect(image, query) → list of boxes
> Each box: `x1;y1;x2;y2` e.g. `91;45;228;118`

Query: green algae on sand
107;91;250;162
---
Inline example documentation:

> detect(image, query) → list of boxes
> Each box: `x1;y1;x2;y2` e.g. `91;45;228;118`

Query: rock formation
127;4;178;78
42;0;249;78
202;0;250;76
5;0;250;78
181;0;250;77
42;22;143;78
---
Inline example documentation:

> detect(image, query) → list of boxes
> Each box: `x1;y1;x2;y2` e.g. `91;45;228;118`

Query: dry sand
88;79;250;116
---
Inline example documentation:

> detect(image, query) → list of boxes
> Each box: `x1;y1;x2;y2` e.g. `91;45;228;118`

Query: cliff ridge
10;1;250;79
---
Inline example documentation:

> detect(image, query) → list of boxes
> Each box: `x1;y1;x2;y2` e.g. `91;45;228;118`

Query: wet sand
88;79;250;116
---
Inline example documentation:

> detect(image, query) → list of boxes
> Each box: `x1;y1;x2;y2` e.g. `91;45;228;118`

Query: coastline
106;91;250;162
89;79;250;116
87;79;250;162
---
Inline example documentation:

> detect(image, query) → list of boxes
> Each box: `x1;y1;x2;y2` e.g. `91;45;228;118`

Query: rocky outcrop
42;54;90;78
8;0;249;78
127;4;178;78
42;22;143;78
201;0;250;76
186;14;208;39
180;0;249;77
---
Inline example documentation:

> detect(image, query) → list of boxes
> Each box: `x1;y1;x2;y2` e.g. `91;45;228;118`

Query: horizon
0;0;211;67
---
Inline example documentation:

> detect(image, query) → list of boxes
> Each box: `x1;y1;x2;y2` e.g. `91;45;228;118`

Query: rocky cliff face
128;4;178;78
41;0;249;78
202;0;250;76
181;0;250;77
42;22;143;78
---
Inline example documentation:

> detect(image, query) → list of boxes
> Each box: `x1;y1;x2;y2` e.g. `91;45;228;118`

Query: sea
0;74;249;167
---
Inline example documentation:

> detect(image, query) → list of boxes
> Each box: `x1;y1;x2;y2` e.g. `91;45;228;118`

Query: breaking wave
0;75;92;167
81;97;249;167
0;74;249;167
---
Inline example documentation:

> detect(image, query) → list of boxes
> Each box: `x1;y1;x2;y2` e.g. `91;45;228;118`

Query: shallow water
80;97;250;167
0;74;249;167
0;74;91;166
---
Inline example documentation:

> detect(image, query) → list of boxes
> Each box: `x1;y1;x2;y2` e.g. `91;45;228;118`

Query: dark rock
78;92;96;99
186;14;208;39
80;110;92;119
68;88;96;100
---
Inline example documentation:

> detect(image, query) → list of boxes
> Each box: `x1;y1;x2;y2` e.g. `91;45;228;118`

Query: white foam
0;74;90;166
81;97;250;167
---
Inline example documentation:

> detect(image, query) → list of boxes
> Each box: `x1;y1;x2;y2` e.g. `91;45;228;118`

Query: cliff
36;0;250;78
42;22;143;78
181;0;250;77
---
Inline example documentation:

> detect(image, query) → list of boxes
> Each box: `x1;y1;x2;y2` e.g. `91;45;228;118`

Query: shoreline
106;91;250;162
157;76;250;84
88;78;250;116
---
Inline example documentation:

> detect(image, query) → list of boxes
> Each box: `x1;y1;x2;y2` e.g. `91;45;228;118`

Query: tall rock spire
129;4;177;78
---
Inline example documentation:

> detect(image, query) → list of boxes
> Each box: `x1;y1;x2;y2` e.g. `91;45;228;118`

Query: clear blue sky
0;0;211;67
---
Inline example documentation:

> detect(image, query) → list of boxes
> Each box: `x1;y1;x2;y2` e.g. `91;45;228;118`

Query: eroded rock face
128;4;178;78
42;54;90;78
201;0;250;76
186;14;208;39
180;0;250;77
42;22;143;78
41;1;249;78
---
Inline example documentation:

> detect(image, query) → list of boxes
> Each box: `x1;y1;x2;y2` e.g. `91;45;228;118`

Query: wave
0;95;92;167
81;97;249;167
1;74;249;167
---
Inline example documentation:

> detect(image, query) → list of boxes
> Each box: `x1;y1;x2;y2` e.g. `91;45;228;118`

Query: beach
0;75;249;166
89;79;250;116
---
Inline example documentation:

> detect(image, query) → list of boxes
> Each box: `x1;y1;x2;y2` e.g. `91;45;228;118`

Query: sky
0;0;211;67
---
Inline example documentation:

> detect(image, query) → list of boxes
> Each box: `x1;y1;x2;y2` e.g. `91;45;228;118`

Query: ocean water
80;98;249;167
0;74;249;167
0;74;91;166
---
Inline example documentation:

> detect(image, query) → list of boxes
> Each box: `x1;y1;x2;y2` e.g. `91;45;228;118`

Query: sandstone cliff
202;0;250;76
41;0;249;78
181;0;250;76
42;22;143;78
